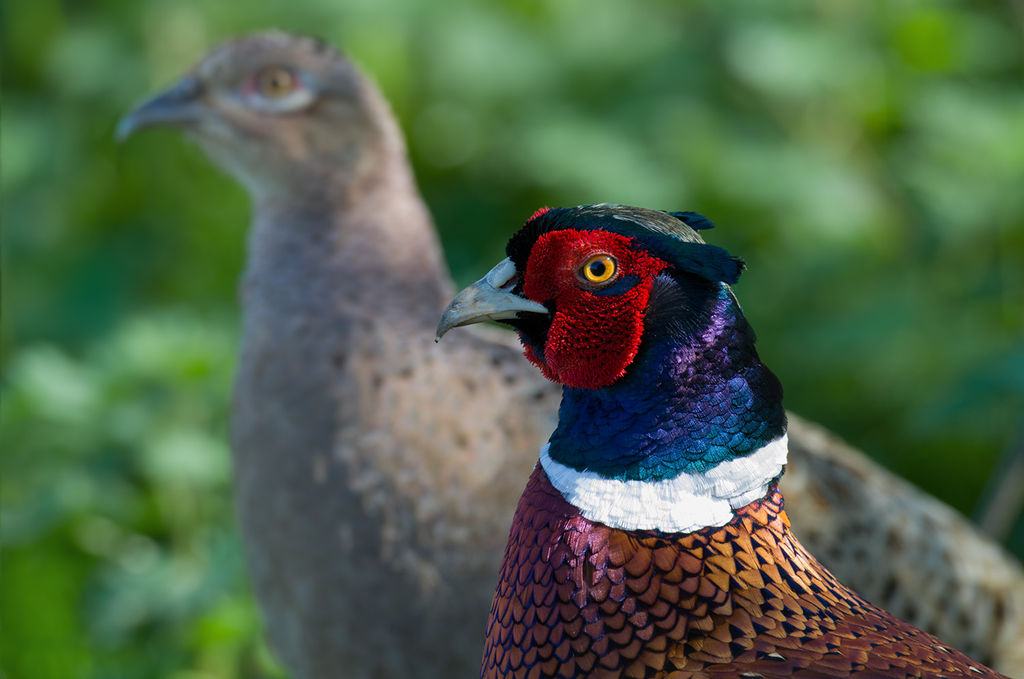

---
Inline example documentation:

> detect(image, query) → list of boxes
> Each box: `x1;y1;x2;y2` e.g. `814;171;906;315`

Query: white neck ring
539;433;788;533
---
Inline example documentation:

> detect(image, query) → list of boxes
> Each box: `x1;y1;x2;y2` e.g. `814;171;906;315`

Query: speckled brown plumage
783;417;1024;675
485;465;1007;679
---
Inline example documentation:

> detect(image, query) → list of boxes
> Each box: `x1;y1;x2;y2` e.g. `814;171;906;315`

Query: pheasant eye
579;254;617;285
255;66;296;98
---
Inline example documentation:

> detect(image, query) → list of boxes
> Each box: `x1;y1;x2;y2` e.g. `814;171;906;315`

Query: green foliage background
3;1;1023;677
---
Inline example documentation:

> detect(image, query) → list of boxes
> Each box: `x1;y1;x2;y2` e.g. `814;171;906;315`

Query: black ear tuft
667;211;715;231
655;240;745;284
710;250;746;284
687;243;745;284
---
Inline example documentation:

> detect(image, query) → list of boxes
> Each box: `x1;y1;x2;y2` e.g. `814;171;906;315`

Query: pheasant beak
436;258;549;342
116;74;206;141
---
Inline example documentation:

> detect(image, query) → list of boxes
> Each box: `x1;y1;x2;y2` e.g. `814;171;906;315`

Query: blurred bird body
438;205;1008;678
120;32;1024;678
122;32;558;678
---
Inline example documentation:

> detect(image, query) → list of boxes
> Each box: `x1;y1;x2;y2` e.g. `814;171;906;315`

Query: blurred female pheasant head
118;31;403;197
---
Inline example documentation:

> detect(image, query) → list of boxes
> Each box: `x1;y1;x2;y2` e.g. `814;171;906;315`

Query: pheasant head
117;31;402;197
439;204;787;531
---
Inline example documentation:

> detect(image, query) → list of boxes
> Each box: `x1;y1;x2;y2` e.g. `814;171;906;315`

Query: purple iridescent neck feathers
548;286;786;482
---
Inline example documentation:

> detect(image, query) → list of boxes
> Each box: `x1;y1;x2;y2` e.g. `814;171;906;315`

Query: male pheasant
437;204;1009;678
119;33;1024;677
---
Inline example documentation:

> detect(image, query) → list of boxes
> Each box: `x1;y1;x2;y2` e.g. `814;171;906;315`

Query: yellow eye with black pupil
257;67;294;98
580;254;617;285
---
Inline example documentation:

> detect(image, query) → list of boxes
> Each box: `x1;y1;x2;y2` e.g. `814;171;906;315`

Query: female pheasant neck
245;151;452;323
541;282;788;534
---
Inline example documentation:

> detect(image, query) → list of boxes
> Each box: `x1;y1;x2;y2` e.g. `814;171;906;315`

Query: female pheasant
437;204;1008;679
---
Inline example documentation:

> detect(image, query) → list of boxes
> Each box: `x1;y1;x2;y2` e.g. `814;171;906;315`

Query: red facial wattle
521;229;669;389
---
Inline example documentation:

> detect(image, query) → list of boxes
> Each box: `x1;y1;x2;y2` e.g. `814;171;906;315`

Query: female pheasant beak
116;74;206;141
436;258;549;341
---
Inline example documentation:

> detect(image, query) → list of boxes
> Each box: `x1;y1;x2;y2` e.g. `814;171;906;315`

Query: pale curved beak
116;74;205;142
435;258;548;342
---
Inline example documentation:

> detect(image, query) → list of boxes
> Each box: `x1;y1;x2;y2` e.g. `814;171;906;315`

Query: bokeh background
3;1;1023;677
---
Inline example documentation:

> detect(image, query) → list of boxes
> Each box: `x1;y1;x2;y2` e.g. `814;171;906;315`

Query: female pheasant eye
256;66;296;98
579;254;617;285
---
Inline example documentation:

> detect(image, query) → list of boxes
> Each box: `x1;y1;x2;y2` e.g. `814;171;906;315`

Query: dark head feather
508;204;745;284
667;211;715;231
